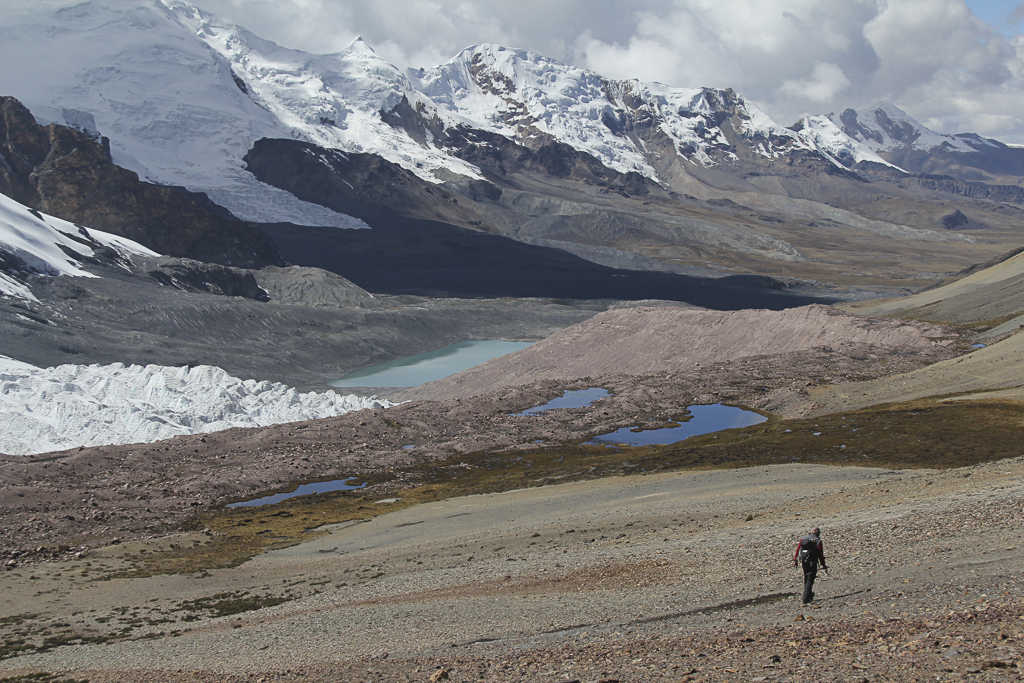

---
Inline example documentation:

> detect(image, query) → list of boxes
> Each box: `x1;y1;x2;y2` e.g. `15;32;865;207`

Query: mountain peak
830;103;976;153
346;35;375;53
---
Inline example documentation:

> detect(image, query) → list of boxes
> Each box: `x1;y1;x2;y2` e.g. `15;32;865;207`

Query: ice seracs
0;358;396;456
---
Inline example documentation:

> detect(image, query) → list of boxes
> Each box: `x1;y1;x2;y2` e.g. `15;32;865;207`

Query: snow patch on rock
0;193;158;301
826;104;981;154
0;359;395;456
794;116;905;171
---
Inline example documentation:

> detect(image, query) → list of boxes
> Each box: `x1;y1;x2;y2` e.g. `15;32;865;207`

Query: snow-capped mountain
0;0;368;227
0;193;158;301
0;0;862;216
789;116;904;170
798;104;1024;182
3;0;1024;310
825;104;984;154
411;44;817;179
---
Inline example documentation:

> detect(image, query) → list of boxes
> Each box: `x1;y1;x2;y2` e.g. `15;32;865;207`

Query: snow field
0;193;159;301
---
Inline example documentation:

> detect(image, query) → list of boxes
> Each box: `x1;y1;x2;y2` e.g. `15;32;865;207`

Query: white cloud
779;62;852;103
571;0;1024;140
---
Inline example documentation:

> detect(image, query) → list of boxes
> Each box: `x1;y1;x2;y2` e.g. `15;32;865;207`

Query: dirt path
0;457;1020;681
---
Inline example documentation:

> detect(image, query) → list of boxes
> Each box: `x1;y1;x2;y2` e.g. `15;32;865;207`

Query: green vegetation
121;397;1024;576
177;591;291;618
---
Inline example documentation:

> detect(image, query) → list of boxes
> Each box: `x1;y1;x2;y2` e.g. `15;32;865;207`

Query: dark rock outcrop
244;138;473;226
0;96;282;268
898;173;1024;203
440;125;653;195
143;257;269;300
938;209;969;230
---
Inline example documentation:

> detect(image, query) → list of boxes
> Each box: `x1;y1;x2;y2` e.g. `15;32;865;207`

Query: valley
1;0;1024;680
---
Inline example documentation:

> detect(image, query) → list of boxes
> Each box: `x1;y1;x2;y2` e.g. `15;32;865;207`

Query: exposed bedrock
0;96;282;268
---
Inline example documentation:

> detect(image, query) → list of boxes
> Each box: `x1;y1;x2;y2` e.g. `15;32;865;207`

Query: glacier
0;0;372;228
0;357;395;456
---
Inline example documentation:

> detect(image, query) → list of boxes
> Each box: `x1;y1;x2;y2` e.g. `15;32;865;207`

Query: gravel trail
1;457;1020;682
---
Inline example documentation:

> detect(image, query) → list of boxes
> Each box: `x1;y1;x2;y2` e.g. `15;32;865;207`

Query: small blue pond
587;404;767;447
330;340;533;388
227;478;365;508
516;388;611;415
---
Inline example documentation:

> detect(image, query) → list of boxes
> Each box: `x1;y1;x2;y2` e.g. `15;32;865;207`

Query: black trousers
802;562;818;603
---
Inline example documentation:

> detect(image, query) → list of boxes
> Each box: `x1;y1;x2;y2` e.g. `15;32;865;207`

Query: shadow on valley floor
263;219;835;310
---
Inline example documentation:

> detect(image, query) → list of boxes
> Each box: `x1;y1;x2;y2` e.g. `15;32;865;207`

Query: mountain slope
0;192;157;301
0;96;282;268
0;0;365;228
3;0;1024;293
842;246;1024;331
811;104;1024;184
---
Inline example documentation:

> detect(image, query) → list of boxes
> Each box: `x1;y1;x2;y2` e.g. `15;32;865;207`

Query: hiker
793;526;827;604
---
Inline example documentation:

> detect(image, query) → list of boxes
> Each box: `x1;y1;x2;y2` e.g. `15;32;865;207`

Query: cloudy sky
195;0;1024;140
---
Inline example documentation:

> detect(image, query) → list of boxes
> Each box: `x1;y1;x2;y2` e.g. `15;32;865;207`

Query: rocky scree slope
400;303;957;401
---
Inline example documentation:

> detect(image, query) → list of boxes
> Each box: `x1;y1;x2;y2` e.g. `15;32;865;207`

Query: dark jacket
794;534;826;568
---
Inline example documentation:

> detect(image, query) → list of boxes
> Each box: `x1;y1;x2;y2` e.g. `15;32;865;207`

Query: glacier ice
0;357;396;456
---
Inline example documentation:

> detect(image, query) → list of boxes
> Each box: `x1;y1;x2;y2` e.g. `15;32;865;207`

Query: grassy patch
887;305;1023;332
0;623;127;662
125;398;1024;576
176;591;291;618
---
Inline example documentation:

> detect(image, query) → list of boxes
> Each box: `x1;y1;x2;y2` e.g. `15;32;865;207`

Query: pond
516;388;611;415
226;477;365;508
587;404;767;447
329;340;533;388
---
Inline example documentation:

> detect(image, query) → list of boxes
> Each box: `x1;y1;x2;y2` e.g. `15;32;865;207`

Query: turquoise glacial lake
516;388;611;415
227;478;365;508
329;340;533;388
588;404;767;447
